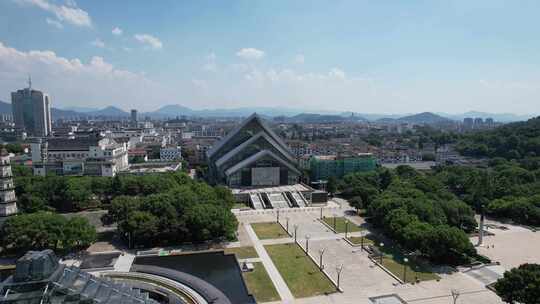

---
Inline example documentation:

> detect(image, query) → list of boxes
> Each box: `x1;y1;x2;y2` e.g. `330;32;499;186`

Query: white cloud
0;41;171;110
329;68;346;80
45;17;63;29
112;27;123;36
134;34;163;50
294;54;305;64
15;0;92;27
91;38;105;48
236;48;265;60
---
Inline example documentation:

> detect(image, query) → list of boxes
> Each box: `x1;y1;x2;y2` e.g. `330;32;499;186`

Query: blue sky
0;0;539;114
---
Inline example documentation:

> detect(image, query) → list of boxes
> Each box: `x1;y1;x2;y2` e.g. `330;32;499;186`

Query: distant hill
86;106;129;117
287;113;366;123
395;112;453;124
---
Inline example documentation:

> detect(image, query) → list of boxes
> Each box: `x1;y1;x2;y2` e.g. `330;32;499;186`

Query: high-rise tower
0;149;18;216
11;78;52;137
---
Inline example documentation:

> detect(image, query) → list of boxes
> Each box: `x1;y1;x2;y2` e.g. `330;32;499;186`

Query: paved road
245;223;295;303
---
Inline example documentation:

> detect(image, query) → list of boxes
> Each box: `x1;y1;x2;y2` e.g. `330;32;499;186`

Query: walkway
245;224;295;303
114;252;136;272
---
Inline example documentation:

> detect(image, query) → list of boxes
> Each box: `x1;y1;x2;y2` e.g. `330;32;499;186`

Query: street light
336;264;344;291
403;257;409;283
294;224;299;243
333;213;337;232
345;220;349;239
451;289;460;304
379;242;384;264
320;207;323;219
276;208;280;223
305;234;311;254
318;248;326;270
286;217;290;234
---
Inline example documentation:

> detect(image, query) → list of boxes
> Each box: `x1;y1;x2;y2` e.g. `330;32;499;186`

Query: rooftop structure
0;250;158;304
207;113;300;187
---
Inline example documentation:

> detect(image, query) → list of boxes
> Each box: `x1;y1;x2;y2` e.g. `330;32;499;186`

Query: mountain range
0;100;534;123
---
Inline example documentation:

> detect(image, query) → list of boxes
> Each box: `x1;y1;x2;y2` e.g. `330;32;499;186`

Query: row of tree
105;178;238;247
340;166;477;265
13;171;193;213
0;212;96;254
435;159;540;226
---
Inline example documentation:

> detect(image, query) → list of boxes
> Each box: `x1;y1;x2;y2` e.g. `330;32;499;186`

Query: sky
0;0;539;115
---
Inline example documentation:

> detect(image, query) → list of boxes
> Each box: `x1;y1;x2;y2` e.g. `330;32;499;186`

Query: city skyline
1;0;540;115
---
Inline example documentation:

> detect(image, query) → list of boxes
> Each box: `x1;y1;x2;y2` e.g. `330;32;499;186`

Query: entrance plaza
231;199;504;304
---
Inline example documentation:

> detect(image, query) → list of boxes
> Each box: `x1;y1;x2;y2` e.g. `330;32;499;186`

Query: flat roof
231;183;311;194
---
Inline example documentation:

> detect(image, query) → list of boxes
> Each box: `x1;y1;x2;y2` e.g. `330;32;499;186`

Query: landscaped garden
346;234;375;246
251;222;289;240
224;246;258;259
321;216;362;233
265;243;336;298
242;262;280;303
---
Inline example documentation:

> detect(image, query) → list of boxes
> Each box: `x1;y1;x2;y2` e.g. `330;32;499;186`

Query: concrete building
208;113;300;187
31;134;128;176
131;109;138;126
310;153;376;181
11;81;52;137
0;149;18;216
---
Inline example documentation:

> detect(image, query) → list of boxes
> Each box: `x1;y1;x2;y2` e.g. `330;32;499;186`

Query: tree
1;212;96;253
327;176;337;195
494;264;540;304
349;196;364;212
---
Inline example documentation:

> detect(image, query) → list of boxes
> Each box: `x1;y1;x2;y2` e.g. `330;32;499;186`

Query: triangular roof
225;149;301;177
207;113;292;158
215;131;296;168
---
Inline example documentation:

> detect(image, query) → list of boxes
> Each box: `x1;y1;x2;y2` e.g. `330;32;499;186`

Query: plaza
231;199;505;304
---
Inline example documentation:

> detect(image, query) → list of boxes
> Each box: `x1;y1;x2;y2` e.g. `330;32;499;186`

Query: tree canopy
494;263;540;304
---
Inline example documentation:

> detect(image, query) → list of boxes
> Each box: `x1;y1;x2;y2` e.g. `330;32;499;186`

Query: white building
31;135;128;177
0;149;17;216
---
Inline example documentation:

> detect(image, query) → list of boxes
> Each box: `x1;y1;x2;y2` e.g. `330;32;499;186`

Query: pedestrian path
245;224;295;303
114;252;135;272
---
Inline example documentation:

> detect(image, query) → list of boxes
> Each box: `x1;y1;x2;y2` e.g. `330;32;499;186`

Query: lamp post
336;264;344;291
345;220;349;239
361;232;364;249
320;207;323;219
333;213;337;232
403;257;409;283
286;217;290;234
294;224;299;243
276;208;280;224
379;242;384;264
318;248;326;270
305;234;311;254
451;289;460;304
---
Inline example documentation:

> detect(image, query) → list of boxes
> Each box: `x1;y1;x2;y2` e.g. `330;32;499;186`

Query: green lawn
265;243;336;298
242;262;280;303
252;222;289;240
224;246;258;259
346;235;374;246
371;242;440;283
321;217;362;233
